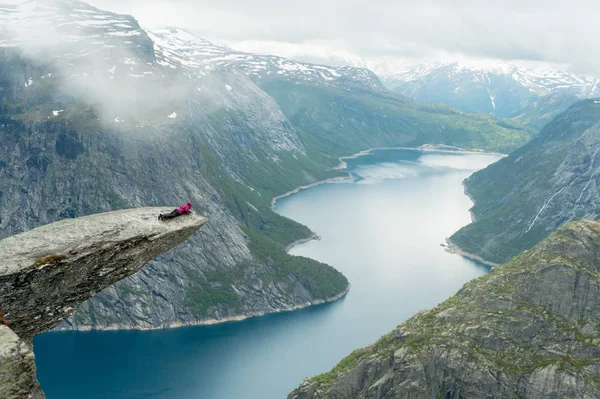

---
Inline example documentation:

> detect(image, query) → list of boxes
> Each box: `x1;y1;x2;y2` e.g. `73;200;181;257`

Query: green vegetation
182;224;348;317
260;82;536;158
451;99;600;264
182;131;348;317
183;267;243;317
311;347;371;387
307;221;600;393
243;227;348;300
33;254;69;267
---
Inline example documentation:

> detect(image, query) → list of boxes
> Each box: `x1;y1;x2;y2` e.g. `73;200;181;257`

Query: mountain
148;28;535;154
512;91;583;130
149;28;382;92
450;99;600;265
228;42;598;130
385;60;599;128
289;219;600;398
0;0;532;330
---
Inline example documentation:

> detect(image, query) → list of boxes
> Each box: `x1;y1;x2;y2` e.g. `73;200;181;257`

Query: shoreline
284;233;322;252
270;175;353;210
445;176;499;268
444;239;499;268
274;143;504;255
60;286;350;332
272;143;505;211
462;179;478;223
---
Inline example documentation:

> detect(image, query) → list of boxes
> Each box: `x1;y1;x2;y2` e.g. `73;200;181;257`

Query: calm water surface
35;149;500;399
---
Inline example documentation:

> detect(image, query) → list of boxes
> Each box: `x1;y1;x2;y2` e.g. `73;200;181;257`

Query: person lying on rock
0;312;10;327
159;202;193;221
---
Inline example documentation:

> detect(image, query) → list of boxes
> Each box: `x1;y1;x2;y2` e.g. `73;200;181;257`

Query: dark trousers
162;210;180;219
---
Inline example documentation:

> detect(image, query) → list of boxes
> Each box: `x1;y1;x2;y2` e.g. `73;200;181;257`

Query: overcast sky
90;0;600;74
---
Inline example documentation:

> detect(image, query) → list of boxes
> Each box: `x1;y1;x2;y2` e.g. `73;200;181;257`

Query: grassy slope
182;132;348;317
260;82;536;161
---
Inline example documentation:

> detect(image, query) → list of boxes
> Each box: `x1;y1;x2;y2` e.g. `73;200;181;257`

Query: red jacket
177;202;193;215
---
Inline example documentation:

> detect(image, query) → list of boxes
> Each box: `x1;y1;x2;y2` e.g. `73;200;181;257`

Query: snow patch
225;84;233;91
52;110;64;116
168;112;177;119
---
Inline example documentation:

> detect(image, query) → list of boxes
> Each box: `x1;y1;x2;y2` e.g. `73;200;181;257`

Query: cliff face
0;326;42;399
290;220;600;399
0;207;206;399
451;99;600;264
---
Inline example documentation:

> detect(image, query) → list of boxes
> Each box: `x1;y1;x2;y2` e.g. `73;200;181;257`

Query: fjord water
34;149;499;399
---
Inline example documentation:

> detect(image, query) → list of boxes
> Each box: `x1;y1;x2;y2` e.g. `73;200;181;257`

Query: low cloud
3;2;197;124
89;0;600;75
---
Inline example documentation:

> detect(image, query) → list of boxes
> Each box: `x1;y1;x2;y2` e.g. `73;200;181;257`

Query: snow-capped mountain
0;0;383;133
0;0;157;72
376;60;599;96
148;28;382;91
225;40;600;127
228;41;600;102
383;60;600;119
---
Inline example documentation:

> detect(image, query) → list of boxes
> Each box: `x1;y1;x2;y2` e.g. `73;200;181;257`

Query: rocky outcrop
0;207;206;398
0;207;207;340
0;326;42;399
289;220;600;399
1;207;206;336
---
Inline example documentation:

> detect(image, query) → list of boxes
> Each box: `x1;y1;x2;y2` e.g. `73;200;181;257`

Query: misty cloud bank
88;0;600;75
1;1;203;125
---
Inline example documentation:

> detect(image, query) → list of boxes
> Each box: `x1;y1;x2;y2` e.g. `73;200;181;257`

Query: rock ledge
0;207;206;399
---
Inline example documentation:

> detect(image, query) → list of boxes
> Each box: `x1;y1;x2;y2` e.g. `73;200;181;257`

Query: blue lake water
34;149;500;399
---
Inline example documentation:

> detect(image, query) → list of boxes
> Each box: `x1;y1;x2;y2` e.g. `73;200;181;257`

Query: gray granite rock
0;207;207;340
0;207;206;399
0;325;43;399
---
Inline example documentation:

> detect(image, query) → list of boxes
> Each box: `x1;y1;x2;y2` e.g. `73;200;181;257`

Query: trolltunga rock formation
0;207;206;399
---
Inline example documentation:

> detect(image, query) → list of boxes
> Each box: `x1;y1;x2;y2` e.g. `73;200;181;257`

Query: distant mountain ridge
382;60;599;97
225;42;600;129
149;28;384;91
